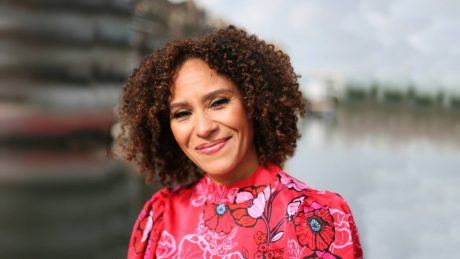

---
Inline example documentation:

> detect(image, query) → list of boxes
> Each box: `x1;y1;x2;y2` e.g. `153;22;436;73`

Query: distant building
133;0;210;55
0;0;211;140
0;0;135;113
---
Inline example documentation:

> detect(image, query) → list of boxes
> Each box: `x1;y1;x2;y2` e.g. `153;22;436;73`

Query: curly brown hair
119;25;305;186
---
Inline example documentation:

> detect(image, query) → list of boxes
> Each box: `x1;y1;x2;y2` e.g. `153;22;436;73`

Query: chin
198;158;238;175
201;161;234;175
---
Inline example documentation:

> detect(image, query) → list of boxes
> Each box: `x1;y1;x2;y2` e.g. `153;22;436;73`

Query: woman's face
169;58;258;184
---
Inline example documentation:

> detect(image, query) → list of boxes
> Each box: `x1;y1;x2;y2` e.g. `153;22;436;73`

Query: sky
191;0;460;94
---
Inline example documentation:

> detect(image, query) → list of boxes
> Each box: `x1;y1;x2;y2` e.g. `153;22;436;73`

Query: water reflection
286;104;460;258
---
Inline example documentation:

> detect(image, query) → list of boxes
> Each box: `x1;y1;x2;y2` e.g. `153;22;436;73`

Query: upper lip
195;137;231;150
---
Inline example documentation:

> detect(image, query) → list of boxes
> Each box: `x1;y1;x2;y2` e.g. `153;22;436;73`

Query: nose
194;111;217;138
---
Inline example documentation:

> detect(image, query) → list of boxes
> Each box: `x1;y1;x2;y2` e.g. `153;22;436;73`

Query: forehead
173;58;217;86
169;59;238;101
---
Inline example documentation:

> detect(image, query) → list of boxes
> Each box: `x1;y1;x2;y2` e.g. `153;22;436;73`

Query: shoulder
277;169;351;211
150;187;171;203
127;182;204;258
137;187;171;216
127;187;171;259
309;188;353;213
277;170;363;258
145;182;196;204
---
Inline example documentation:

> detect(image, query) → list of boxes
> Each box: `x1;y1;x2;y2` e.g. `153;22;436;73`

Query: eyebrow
169;88;234;110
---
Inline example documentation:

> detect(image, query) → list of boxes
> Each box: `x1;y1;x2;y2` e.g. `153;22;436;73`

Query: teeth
204;144;219;151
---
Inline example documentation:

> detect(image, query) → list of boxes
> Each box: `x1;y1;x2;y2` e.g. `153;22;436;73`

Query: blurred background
0;0;458;258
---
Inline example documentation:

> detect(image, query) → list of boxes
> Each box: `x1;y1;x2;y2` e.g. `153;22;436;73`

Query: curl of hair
119;25;305;186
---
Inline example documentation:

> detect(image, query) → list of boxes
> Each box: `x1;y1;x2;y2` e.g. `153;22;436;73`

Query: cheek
170;123;190;148
225;105;252;137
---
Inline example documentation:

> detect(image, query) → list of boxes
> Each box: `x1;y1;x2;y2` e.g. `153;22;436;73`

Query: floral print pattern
129;190;166;259
293;207;335;251
228;185;270;228
128;163;363;259
203;203;236;234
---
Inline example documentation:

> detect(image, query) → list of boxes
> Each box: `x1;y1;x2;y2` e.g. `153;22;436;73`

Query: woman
120;26;362;258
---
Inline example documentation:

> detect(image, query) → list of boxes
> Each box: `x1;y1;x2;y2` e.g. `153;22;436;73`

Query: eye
172;110;191;120
210;97;230;108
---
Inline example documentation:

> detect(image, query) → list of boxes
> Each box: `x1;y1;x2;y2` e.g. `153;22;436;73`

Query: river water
286;104;460;258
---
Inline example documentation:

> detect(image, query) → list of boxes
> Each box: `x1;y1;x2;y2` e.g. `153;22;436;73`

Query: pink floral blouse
127;163;363;259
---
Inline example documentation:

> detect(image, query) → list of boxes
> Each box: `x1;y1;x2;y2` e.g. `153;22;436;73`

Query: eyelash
171;97;230;120
172;110;191;119
210;97;230;108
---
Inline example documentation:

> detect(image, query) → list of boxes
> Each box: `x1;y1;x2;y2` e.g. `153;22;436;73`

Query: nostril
196;126;216;138
194;113;218;137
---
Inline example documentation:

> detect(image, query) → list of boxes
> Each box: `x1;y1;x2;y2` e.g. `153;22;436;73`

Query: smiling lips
195;137;231;155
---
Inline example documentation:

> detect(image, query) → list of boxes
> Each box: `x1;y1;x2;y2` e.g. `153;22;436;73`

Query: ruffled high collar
190;163;281;206
208;163;280;189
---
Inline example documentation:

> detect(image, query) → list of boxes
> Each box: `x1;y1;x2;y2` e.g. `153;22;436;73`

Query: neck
207;150;259;185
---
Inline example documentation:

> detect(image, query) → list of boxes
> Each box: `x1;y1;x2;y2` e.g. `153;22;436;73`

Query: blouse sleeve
327;192;363;259
127;188;168;259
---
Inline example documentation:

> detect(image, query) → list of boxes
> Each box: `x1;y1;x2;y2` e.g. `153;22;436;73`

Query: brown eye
172;110;191;119
210;98;229;108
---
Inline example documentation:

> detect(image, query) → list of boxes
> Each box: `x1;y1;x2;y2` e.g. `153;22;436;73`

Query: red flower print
286;195;307;221
203;202;235;234
229;201;258;227
128;193;166;259
271;247;284;258
258;243;269;252
279;171;310;191
254;231;267;245
255;246;284;259
294;208;335;251
156;231;176;258
229;185;270;228
266;251;274;257
329;208;363;258
234;186;266;203
132;210;152;253
304;250;340;259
